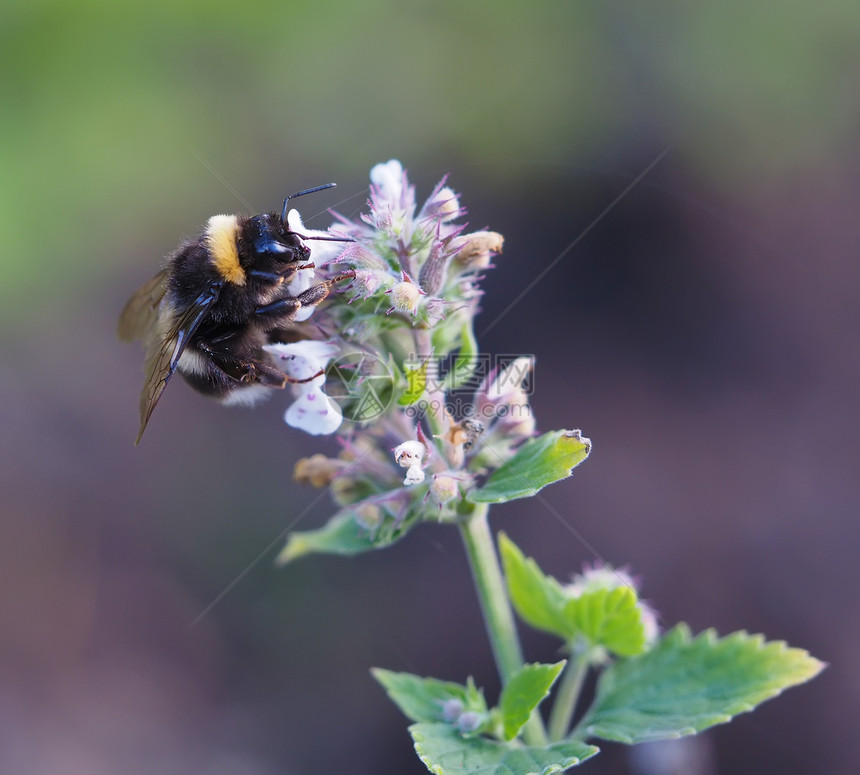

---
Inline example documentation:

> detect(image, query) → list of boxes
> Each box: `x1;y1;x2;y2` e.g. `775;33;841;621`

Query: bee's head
245;214;309;271
242;183;353;275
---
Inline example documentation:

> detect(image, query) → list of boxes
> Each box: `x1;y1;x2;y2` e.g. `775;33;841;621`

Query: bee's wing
118;268;170;342
134;281;224;444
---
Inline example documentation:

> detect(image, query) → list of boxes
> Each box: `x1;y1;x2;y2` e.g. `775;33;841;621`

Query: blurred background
1;1;857;773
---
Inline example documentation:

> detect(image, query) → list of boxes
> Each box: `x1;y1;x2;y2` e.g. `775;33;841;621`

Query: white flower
393;439;427;486
286;208;349;265
264;341;343;435
370;159;405;204
393;440;425;467
284;210;351;323
368;160;416;237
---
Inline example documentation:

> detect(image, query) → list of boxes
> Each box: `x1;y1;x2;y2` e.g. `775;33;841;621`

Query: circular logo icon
325;351;395;423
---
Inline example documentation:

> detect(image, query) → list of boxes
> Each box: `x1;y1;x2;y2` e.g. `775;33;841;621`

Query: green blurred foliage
0;0;857;325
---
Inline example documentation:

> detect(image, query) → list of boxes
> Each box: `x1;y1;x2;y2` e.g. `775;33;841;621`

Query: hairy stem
547;648;589;742
459;504;547;745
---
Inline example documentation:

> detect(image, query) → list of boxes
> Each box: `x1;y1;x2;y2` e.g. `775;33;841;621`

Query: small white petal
292;305;316;322
286;265;314;296
284;389;343;435
286;208;349;263
370;159;404;202
403;465;425;485
264;340;340;379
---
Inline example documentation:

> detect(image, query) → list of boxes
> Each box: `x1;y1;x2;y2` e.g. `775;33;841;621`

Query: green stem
547;647;589;742
413;327;445;437
459;504;547;746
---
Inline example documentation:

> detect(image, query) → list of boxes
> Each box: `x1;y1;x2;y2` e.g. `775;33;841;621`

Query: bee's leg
254;298;300;319
191;343;288;389
248;264;315;284
254;270;356;319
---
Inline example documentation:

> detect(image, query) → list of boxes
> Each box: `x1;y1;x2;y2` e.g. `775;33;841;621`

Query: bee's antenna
281;182;337;222
282;181;354;243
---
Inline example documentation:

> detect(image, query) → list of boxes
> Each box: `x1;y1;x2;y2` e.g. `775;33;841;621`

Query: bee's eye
248;216;294;259
254;237;291;256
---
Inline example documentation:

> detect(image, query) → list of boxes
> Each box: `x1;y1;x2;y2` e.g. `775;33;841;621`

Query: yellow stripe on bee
205;214;245;285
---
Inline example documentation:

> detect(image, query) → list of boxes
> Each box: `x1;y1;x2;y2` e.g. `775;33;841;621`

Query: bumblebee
119;183;354;444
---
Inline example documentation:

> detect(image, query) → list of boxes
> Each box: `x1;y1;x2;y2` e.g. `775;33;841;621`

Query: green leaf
399;359;428;406
563;587;646;657
499;533;571;640
410;723;599;775
276;493;420;564
470;430;591;504
372;669;486;724
576;624;825;744
499;662;566;741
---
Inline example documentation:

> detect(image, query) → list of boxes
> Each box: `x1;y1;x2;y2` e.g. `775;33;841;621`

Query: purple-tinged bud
565;563;639;598
420;185;461;223
441;698;464;722
418;241;451;296
455;711;483;734
352;270;380;300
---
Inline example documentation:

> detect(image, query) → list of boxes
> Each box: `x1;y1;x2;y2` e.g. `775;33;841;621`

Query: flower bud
441;698;464;723
370;159;405;204
354;502;382;530
294;453;344;488
418;242;450;297
456;711;483;734
451;230;504;270
430;473;460;504
353;270;380;299
420;185;460;223
565;562;639;598
385;272;425;315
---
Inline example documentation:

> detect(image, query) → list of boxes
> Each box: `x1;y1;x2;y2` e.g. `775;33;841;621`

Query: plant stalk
547;648;589;742
459;504;547;745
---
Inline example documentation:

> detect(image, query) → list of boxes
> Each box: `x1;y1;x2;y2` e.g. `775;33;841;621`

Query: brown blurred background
1;2;857;773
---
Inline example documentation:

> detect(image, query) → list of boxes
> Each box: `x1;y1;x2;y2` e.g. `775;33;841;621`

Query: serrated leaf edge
576;624;826;744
